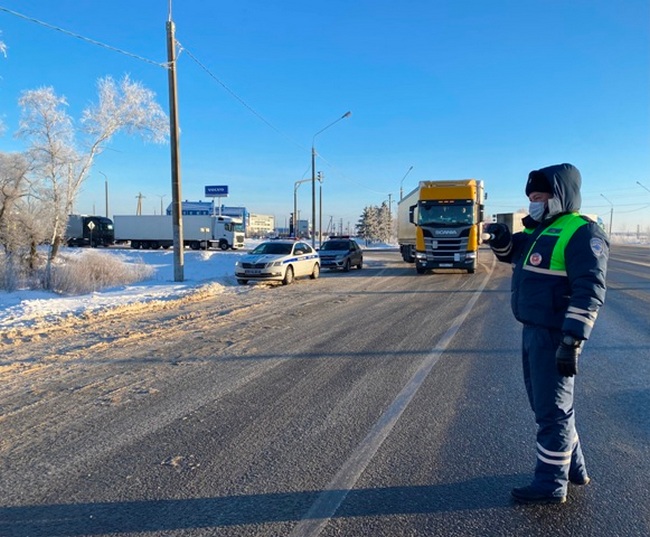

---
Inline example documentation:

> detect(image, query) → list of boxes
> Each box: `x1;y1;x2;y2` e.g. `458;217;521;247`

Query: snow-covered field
0;247;249;332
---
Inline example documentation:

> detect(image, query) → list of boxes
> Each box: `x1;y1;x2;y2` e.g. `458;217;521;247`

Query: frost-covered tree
0;152;29;289
0;34;5;136
357;203;393;244
17;75;168;287
375;201;392;243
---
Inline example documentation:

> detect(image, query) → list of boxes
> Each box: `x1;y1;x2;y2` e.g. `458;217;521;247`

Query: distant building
166;201;249;232
248;214;275;238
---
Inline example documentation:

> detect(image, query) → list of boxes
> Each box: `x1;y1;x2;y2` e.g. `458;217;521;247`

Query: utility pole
167;13;184;281
600;194;614;237
318;172;324;244
135;192;145;215
99;171;109;218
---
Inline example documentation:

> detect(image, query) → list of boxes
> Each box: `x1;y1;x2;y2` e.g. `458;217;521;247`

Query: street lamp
311;111;351;247
399;166;414;200
294;178;311;237
637;181;650;194
600;193;614;236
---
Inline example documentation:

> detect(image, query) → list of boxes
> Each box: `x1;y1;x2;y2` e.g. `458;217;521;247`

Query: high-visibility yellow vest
522;213;590;276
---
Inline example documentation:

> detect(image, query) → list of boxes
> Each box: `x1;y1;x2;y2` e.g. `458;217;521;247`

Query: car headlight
271;261;282;267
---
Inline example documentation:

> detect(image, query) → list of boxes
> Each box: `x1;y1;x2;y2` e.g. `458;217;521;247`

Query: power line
176;40;307;154
2;5;381;199
0;6;168;69
175;41;387;196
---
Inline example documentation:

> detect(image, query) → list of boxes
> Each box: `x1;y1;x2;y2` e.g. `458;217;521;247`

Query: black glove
556;335;583;377
485;223;511;248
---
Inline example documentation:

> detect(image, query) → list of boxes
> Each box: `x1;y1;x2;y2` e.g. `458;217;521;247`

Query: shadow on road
1;474;522;536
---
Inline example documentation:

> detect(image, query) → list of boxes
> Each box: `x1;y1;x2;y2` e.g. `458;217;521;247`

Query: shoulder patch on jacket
590;237;605;257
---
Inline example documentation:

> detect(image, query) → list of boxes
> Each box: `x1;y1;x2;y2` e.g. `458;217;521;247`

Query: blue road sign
205;185;229;197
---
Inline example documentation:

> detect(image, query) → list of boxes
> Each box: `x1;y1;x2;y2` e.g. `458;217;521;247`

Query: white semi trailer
114;214;245;250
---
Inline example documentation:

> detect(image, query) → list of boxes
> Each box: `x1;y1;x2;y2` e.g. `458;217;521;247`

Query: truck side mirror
409;204;417;224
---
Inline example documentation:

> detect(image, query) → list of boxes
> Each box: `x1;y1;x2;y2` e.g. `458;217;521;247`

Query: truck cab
409;180;485;274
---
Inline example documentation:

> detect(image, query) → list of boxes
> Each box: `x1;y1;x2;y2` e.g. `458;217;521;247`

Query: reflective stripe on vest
523;213;589;276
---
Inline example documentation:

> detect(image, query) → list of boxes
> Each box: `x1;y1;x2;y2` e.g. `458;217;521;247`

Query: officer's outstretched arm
485;223;514;262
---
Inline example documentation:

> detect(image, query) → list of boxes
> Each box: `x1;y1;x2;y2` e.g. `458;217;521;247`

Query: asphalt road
1;245;648;537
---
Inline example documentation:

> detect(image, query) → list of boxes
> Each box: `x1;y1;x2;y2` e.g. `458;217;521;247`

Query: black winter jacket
492;164;608;339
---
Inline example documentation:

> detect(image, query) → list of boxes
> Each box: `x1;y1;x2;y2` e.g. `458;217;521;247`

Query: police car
235;240;320;285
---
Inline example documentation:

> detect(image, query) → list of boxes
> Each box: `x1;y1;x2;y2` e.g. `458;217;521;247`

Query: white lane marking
289;257;496;536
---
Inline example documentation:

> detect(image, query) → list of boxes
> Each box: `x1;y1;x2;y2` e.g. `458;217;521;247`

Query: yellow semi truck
397;179;486;274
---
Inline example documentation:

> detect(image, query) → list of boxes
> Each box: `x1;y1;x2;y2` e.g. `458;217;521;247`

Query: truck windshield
418;202;474;226
223;222;244;232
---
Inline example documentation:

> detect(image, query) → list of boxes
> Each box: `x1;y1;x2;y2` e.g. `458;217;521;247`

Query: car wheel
357;260;363;269
310;263;320;280
343;259;351;272
282;266;294;285
237;279;248;285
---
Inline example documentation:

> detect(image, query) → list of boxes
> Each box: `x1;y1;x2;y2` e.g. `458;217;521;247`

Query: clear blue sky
1;1;649;232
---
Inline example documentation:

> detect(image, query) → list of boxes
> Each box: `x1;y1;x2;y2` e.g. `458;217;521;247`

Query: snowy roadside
0;248;247;332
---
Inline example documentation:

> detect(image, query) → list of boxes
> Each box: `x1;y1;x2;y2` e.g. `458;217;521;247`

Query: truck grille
424;236;469;261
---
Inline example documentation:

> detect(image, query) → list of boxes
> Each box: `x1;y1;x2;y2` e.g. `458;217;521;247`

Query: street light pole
294;178;311;237
399;165;414;200
600;193;614;236
311;111;351;247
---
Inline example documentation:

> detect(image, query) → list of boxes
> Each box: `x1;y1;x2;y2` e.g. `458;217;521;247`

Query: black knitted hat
525;169;554;196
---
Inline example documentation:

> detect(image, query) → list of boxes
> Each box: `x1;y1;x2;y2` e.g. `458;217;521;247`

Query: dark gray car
318;237;363;271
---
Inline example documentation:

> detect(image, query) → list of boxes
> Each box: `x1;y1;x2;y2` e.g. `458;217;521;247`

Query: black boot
511;485;566;504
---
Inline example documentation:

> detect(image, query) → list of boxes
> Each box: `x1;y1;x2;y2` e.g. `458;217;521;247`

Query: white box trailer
495;212;526;234
396;187;419;262
113;214;245;250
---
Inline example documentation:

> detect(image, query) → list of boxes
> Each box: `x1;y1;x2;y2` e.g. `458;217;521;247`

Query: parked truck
66;215;115;247
494;212;526;234
402;179;486;274
113;214;245;250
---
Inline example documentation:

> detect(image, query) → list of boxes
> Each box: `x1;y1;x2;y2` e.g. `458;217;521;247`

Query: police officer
487;163;608;504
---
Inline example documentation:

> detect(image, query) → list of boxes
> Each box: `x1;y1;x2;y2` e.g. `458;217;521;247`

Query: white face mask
528;201;547;222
